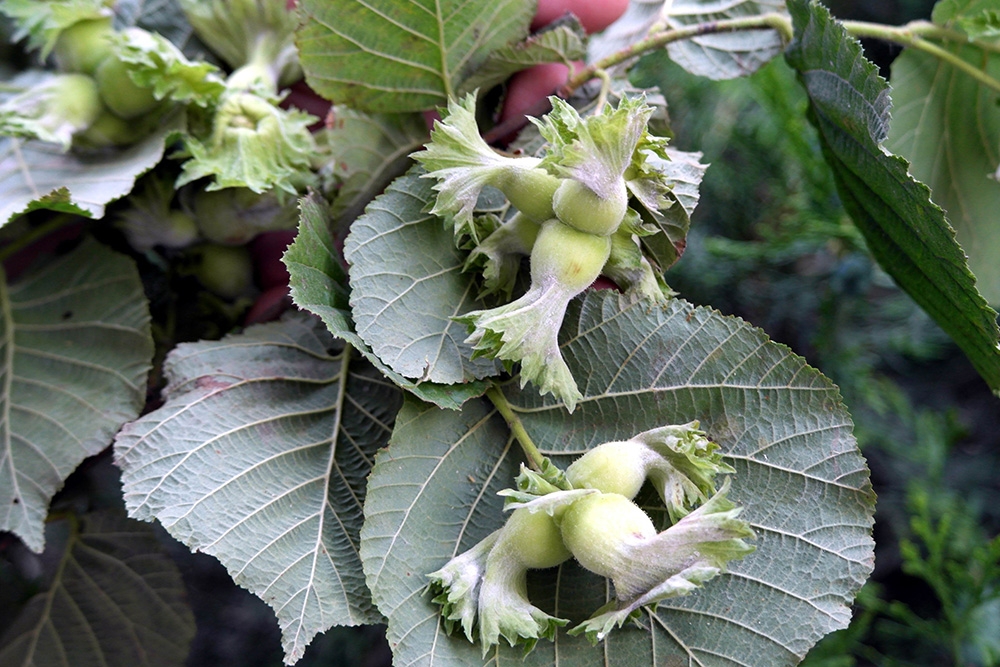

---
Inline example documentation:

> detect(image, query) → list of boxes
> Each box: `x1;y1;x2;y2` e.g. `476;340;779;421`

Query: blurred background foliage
632;1;1000;664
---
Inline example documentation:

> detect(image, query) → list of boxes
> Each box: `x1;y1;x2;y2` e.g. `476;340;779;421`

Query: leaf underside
286;193;490;409
0;238;152;553
0;111;185;225
344;172;502;385
115;313;402;665
589;0;788;80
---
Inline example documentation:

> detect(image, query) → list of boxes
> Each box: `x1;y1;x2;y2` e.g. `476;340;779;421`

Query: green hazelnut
530;219;612;293
53;18;116;75
552;178;628;236
498;168;560;223
565;441;650;499
95;57;159;120
503;507;571;570
559;492;655;579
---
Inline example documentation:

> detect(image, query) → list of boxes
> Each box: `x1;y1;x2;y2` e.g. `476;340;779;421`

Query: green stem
560;12;1000;99
842;20;1000;94
564;13;794;95
485;386;546;471
843;19;1000;54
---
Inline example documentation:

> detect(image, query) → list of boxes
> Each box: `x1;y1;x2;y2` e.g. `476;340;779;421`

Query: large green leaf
361;290;875;666
589;0;787;80
0;238;152;553
295;0;534;113
884;4;1000;305
343;172;501;385
114;313;402;665
0;509;195;666
285;193;489;409
784;0;1000;395
0;111;185;224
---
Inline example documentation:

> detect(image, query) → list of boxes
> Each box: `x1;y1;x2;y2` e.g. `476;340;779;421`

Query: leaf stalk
563;13;795;95
485;385;546;471
841;20;1000;95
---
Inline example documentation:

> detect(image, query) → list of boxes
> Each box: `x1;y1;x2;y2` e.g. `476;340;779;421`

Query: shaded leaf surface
885;7;1000;305
0;509;195;666
0;112;185;224
362;290;875;666
321;107;429;225
286;193;489;409
344;172;501;385
459;23;588;95
114;313;402;664
590;0;787;80
296;0;534;112
115;0;209;56
784;0;1000;394
641;147;708;270
0;238;152;553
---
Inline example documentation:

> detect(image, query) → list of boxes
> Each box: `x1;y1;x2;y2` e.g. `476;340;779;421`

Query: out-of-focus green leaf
459;23;588;95
0;238;152;553
885;3;1000;305
116;0;216;59
295;0;534;112
285;193;489;409
0;110;184;224
344;172;501;385
933;0;1000;39
785;0;1000;395
361;290;875;666
0;509;195;666
589;0;787;80
319;107;428;224
115;313;401;665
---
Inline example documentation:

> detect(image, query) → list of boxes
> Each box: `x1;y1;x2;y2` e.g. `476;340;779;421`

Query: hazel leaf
362;291;874;666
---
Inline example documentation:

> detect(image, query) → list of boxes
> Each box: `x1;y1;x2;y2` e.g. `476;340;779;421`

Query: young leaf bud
466;212;539;299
